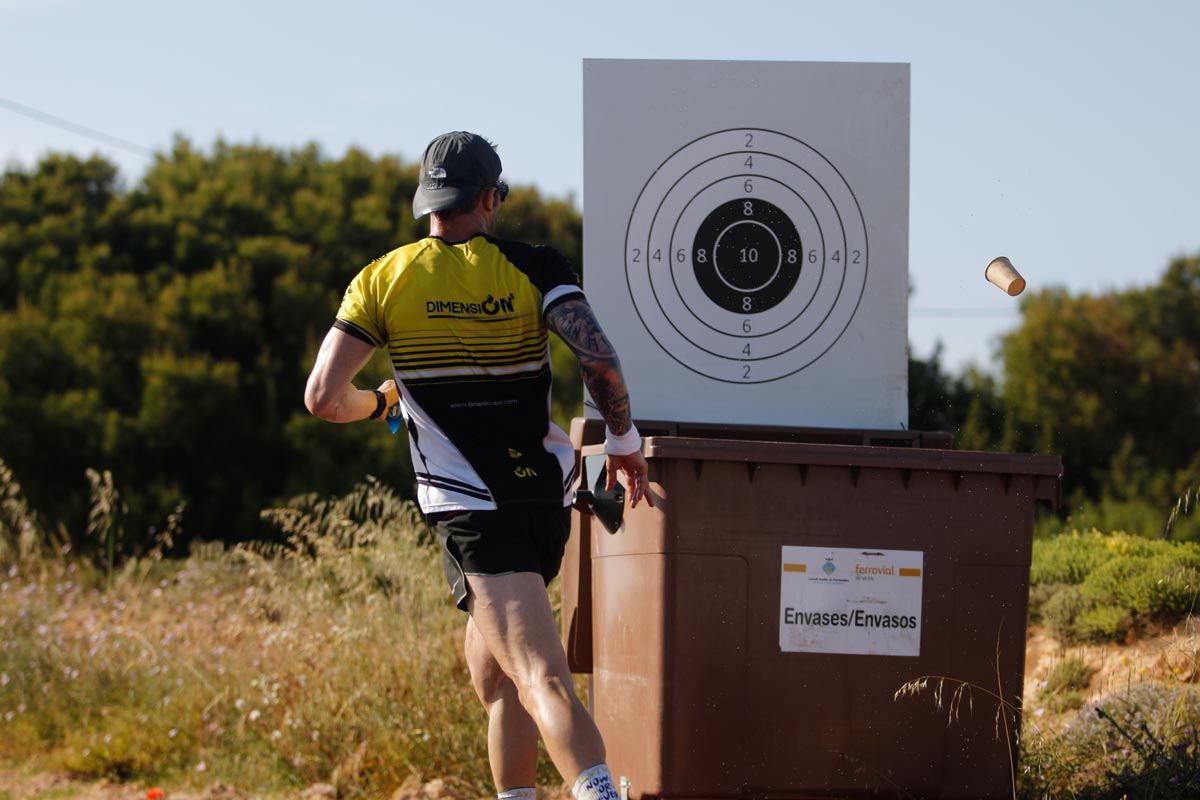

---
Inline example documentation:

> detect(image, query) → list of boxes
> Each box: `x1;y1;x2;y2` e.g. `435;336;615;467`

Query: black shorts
430;505;572;612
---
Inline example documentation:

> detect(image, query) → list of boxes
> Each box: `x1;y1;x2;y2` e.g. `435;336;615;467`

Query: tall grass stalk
1167;483;1199;539
0;456;44;566
895;627;1020;800
85;468;125;584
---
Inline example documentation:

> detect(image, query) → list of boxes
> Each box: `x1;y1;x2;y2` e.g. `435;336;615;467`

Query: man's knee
467;653;514;707
513;670;576;709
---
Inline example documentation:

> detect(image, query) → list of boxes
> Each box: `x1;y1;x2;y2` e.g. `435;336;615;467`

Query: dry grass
0;477;564;798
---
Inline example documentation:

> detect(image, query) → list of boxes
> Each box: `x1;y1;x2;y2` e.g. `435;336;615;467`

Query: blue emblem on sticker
822;559;836;576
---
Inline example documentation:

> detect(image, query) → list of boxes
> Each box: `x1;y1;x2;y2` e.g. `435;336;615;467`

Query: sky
2;0;1198;375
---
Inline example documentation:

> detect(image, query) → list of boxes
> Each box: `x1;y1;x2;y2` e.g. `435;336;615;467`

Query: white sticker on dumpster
779;546;923;656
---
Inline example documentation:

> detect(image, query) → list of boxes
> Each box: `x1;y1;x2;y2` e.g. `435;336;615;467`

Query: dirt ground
0;770;575;800
4;623;1195;800
0;768;585;800
1023;619;1200;713
0;769;248;800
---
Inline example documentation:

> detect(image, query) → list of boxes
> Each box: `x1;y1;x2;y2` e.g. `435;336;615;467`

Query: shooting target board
583;59;910;428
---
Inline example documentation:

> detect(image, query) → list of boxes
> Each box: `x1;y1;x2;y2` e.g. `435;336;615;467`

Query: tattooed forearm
546;298;616;359
582;361;632;436
546;298;633;435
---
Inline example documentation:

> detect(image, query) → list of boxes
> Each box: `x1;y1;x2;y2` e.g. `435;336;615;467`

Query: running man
304;131;650;800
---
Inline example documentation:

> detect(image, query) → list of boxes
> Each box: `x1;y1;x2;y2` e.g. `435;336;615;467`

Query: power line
910;308;1020;318
0;96;155;158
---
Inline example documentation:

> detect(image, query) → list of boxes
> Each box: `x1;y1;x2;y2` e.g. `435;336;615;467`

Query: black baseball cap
412;131;503;219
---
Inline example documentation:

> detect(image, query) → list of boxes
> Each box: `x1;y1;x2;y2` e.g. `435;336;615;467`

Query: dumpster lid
570;416;953;449
641;436;1063;478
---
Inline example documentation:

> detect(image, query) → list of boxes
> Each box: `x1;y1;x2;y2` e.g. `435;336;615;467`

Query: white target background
624;128;868;384
584;59;909;429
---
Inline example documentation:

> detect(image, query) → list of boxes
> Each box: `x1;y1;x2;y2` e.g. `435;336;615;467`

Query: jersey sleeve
334;263;386;347
537;246;585;316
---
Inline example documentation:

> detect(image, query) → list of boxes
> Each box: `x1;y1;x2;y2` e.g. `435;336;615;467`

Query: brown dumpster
563;419;1061;800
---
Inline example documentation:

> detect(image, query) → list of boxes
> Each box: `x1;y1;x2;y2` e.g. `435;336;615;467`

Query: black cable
0;96;154;158
910;308;1019;318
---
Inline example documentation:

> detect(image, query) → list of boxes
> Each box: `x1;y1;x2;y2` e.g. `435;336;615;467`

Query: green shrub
55;706;192;780
1081;557;1146;609
1031;530;1200;641
1030;530;1113;584
1140;554;1200;617
1080;548;1199;618
1041;689;1086;714
1041;656;1093;696
1037;656;1094;714
1027;582;1064;624
1041;585;1092;641
1073;604;1132;642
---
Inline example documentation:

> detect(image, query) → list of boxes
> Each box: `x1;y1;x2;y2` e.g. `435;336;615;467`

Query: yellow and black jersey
335;234;584;513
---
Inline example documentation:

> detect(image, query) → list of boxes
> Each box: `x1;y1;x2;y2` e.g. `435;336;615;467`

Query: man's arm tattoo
545;298;632;435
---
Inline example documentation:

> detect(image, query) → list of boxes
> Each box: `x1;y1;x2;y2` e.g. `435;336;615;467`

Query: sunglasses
484;180;509;202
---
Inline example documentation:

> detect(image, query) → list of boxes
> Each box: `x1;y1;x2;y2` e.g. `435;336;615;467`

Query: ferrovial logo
426;293;515;317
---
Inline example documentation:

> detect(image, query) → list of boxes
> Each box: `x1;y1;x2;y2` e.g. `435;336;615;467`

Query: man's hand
305;327;393;423
606;451;654;509
375;379;400;421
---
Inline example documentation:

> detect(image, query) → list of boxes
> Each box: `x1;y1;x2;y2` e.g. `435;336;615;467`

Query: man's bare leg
467;572;606;782
465;615;539;790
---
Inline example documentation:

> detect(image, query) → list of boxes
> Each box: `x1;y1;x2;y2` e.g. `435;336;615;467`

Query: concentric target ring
623;127;868;384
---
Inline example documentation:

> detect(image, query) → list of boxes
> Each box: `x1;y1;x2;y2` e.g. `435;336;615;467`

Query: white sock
571;764;619;800
498;788;536;800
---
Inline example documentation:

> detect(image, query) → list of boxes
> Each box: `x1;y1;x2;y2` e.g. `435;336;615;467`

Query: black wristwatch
367;390;387;420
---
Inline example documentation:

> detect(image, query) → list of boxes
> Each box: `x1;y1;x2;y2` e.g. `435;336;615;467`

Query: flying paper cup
985;257;1026;296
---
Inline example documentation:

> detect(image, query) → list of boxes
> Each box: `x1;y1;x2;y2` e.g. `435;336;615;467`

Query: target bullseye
713;219;780;292
694;197;801;314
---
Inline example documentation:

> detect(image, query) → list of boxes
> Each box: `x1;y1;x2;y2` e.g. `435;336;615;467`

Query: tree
0;142;587;553
1001;262;1200;504
0;155;124;307
908;344;1004;450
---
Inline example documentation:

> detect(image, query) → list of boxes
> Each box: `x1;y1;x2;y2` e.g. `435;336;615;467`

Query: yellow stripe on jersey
388;322;547;373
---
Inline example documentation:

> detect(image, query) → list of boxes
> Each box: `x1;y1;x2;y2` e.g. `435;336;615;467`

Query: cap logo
425;167;447;189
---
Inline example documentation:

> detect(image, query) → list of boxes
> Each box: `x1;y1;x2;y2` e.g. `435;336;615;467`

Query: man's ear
479;188;498;214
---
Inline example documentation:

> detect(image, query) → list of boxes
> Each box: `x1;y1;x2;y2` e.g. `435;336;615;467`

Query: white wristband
604;423;642;456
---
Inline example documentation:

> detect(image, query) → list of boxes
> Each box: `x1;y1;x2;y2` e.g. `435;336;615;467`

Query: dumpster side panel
662;554;749;794
939;563;1030;797
562;508;593;673
671;457;1037;798
592;553;668;795
741;461;949;797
